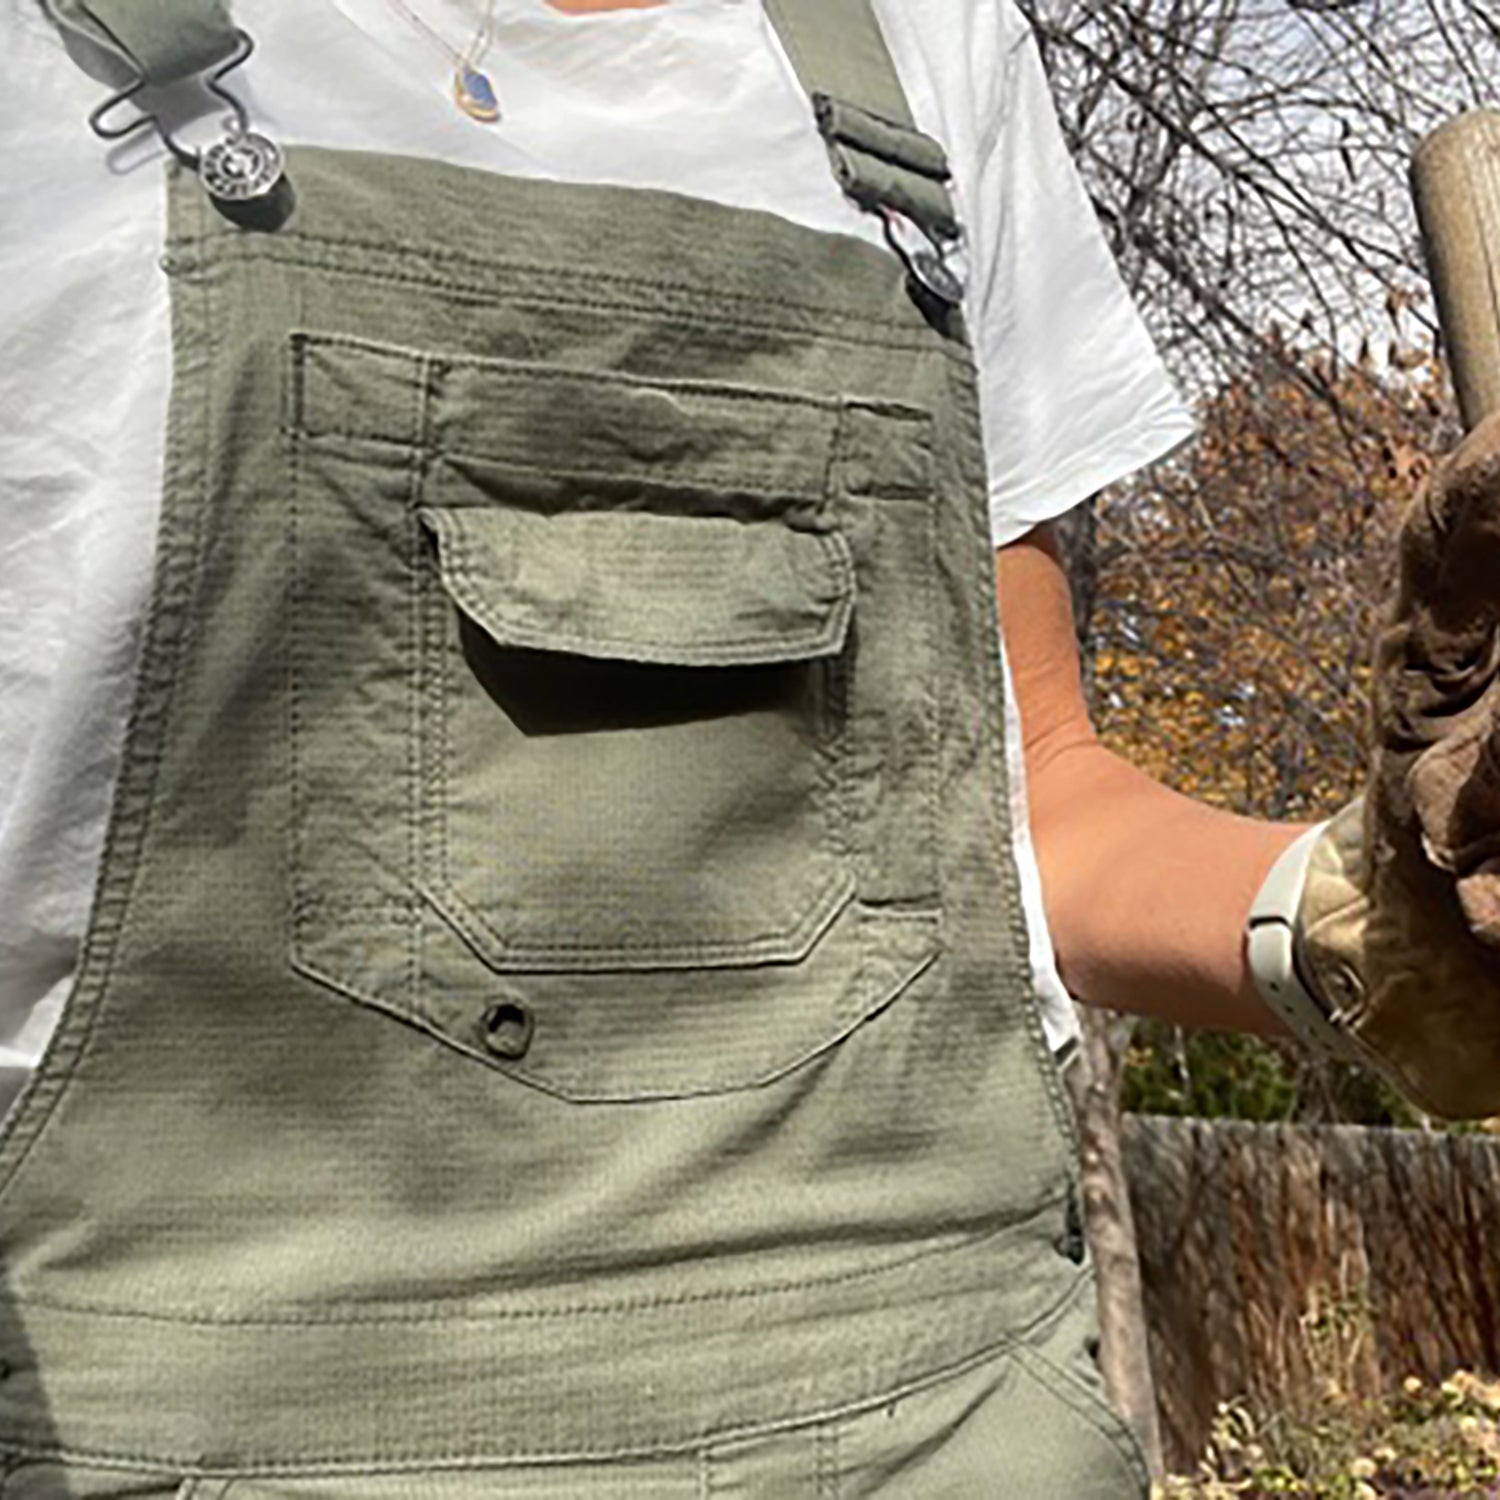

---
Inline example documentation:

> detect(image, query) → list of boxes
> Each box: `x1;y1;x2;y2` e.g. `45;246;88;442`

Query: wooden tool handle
1412;109;1500;431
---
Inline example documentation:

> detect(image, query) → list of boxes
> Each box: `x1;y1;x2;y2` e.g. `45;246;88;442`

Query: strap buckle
78;21;290;227
879;207;967;305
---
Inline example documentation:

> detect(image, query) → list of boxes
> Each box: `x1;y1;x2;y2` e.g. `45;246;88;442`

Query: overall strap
46;0;239;87
763;0;964;298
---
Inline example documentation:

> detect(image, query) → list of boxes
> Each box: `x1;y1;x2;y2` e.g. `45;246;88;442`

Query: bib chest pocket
287;333;942;1101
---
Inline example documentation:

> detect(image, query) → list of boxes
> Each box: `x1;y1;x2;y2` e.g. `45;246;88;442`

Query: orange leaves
1089;354;1449;820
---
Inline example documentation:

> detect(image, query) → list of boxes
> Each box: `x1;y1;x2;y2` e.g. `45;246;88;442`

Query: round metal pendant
908;246;965;305
878;208;967;307
198;130;285;203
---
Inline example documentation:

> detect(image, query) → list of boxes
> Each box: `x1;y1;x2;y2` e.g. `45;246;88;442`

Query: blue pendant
454;66;501;123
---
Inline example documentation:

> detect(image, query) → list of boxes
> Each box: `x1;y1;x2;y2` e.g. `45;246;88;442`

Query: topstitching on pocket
284;332;943;1101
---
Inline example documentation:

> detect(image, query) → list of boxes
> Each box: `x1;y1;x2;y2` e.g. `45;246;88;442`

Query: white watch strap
1246;822;1343;1055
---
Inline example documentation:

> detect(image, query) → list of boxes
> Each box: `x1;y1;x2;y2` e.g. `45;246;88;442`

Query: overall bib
4;2;1150;1492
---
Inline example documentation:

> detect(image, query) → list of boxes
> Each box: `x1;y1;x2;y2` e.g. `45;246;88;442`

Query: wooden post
1412;109;1500;430
1067;1009;1166;1479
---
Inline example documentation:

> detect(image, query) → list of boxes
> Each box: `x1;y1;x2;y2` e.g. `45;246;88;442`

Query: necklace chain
381;0;503;119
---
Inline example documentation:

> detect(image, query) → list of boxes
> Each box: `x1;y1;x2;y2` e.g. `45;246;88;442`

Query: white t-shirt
0;0;1194;1112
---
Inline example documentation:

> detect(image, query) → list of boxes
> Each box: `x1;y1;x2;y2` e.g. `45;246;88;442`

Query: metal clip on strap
46;0;291;229
761;0;966;306
811;93;966;305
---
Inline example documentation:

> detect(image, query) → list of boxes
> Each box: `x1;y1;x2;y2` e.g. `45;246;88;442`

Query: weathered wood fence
1121;1116;1500;1471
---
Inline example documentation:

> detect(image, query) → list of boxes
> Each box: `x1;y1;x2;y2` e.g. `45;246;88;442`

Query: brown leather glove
1292;408;1500;1119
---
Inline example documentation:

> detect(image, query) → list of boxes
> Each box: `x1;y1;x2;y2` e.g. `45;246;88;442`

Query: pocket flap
419;506;855;666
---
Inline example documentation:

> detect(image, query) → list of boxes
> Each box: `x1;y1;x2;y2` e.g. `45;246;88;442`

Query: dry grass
1156;1370;1500;1497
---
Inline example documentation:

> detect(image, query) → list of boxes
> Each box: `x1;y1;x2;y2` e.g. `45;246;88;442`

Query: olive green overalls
4;1;1150;1492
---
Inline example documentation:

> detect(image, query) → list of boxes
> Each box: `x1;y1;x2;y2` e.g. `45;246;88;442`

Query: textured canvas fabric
0;2;1148;1490
0;0;1204;1115
47;0;237;83
0;1280;1140;1493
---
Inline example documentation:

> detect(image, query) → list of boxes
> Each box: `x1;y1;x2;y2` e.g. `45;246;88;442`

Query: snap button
1056;1185;1088;1265
480;1000;535;1061
878;208;967;305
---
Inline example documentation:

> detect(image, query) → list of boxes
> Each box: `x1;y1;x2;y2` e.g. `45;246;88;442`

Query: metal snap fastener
1056;1186;1088;1265
199;127;284;204
480;1000;534;1061
908;246;965;304
878;207;967;306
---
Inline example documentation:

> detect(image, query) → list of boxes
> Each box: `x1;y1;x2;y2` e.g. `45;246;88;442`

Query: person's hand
1292;408;1500;1118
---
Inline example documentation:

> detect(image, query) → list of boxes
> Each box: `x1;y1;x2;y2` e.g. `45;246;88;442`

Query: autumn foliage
1090;341;1453;826
1087;336;1463;1125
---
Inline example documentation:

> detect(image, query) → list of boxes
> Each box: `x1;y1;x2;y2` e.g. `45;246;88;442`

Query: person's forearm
1024;734;1310;1035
